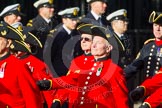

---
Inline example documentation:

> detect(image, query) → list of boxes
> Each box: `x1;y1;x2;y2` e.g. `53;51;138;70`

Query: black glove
51;101;61;108
36;80;51;90
139;103;150;108
129;86;144;102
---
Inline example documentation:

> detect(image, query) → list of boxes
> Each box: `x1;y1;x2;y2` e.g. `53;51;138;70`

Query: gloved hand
139;103;150;108
51;101;61;108
129;86;144;102
36;80;51;90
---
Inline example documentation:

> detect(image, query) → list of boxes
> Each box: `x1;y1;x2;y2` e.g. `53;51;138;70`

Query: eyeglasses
80;37;92;42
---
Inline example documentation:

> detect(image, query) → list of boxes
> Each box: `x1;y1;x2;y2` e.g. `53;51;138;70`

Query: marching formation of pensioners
0;0;162;108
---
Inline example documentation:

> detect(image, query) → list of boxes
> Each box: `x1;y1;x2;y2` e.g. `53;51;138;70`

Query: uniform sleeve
124;47;145;78
144;87;162;108
112;69;129;108
18;63;43;108
51;73;78;89
52;89;69;104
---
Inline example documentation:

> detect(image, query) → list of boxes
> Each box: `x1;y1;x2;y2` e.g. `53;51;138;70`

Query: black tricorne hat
149;11;162;24
10;40;31;53
11;22;42;48
0;21;24;41
91;26;125;51
77;24;93;35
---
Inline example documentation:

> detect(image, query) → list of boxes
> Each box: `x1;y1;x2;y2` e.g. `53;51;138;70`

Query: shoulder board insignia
28;20;33;23
49;29;56;34
26;19;33;27
26;23;32;27
144;38;155;45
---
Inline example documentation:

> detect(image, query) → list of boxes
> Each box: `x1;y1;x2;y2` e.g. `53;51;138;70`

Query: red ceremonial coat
19;54;55;108
139;68;162;108
51;56;128;108
0;53;43;108
52;54;94;104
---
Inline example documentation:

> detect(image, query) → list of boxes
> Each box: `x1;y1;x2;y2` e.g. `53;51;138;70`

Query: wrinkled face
153;23;162;40
112;20;128;34
0;37;10;55
4;14;21;25
63;18;78;30
39;7;54;19
91;36;111;58
91;1;107;15
80;34;93;53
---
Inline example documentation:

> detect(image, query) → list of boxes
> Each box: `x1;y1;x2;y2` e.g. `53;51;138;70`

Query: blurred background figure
85;0;108;26
107;9;135;68
50;7;83;77
27;0;58;61
0;3;25;26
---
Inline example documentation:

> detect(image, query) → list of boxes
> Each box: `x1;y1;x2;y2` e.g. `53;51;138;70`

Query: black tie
98;17;102;26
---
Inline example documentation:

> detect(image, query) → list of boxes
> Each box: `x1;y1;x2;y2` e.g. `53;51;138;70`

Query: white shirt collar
63;24;71;35
115;32;123;38
91;10;101;20
43;18;51;23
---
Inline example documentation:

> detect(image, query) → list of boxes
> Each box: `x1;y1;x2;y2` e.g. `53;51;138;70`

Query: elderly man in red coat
37;25;129;108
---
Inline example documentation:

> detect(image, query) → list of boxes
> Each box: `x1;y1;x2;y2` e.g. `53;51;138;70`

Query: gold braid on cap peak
73;9;78;16
123;11;127;17
48;0;53;4
17;5;21;12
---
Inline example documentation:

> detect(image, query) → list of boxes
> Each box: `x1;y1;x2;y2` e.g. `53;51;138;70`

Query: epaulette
47;29;57;37
49;29;57;34
26;19;33;27
144;38;155;45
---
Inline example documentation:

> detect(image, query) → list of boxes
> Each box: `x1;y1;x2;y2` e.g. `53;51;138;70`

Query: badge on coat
96;62;103;76
157;48;162;57
0;62;7;78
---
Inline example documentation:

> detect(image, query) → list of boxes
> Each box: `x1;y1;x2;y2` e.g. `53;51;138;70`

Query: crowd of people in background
0;0;162;108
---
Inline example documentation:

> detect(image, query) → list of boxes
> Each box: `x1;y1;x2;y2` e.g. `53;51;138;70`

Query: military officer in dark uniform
27;0;58;60
0;3;25;26
50;7;83;77
84;0;108;27
106;9;137;108
124;11;162;82
106;9;135;68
